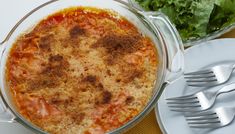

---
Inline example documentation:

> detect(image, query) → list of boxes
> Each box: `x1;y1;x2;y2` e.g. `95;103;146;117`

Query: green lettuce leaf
208;0;235;32
135;0;152;10
135;0;235;41
216;0;235;13
188;0;215;38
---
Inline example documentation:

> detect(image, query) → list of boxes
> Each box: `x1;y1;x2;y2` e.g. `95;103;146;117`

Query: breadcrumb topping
6;7;158;134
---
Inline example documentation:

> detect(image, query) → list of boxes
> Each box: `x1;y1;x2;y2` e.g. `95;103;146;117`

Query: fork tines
166;95;202;112
185;111;221;128
184;69;218;87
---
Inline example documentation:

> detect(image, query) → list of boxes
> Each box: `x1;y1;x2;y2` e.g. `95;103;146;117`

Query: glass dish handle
0;31;15;123
0;96;15;123
142;12;184;83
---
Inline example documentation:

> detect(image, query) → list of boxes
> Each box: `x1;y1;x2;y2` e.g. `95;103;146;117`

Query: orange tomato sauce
6;7;158;134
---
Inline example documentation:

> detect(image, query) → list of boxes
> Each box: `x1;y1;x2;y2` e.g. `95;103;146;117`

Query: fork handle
217;83;235;95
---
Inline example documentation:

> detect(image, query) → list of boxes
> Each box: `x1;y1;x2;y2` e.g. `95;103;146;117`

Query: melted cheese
6;7;159;134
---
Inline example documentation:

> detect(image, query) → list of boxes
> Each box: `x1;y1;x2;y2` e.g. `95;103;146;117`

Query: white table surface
0;0;48;43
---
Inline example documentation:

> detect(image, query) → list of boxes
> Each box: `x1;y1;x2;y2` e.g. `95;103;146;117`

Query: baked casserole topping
6;7;159;134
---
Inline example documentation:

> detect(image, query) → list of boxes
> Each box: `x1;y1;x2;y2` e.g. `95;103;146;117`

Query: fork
184;64;235;87
167;83;235;112
185;106;235;128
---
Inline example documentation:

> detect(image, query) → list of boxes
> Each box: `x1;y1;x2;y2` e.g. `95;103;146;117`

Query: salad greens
135;0;235;41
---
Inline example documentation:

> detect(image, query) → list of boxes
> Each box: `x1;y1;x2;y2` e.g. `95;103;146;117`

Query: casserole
0;0;184;133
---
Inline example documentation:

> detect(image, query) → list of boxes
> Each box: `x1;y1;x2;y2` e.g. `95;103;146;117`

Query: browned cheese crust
6;7;159;134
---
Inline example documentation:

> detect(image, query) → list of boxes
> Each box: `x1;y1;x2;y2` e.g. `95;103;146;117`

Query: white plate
156;38;235;134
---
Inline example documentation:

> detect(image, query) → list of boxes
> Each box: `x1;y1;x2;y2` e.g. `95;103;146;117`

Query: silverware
167;83;235;112
184;64;235;87
185;106;235;128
